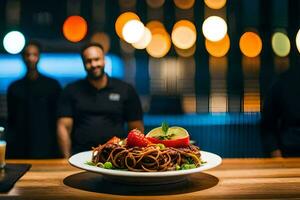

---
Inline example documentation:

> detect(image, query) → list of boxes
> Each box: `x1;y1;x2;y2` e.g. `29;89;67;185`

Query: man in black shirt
6;41;62;158
261;64;300;157
57;43;144;158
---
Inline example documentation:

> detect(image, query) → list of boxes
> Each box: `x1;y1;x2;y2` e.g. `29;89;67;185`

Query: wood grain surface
1;158;300;199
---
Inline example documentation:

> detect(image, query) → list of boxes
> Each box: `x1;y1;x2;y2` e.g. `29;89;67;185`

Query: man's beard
87;67;105;80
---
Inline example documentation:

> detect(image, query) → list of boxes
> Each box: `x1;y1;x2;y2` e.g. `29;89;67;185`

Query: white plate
69;150;222;185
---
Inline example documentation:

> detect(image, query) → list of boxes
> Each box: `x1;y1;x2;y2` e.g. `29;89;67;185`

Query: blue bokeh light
0;53;124;93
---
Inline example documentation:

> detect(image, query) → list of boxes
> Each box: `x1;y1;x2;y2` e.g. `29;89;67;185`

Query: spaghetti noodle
91;143;201;172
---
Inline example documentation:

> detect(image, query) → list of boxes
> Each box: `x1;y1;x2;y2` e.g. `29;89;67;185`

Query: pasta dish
91;143;201;172
88;125;204;172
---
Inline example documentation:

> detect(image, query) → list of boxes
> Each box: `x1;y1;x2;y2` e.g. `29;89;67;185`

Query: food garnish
88;124;204;172
146;123;190;147
127;129;151;147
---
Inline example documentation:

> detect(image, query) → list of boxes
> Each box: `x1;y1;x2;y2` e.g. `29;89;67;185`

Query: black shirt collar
84;74;114;92
106;75;114;89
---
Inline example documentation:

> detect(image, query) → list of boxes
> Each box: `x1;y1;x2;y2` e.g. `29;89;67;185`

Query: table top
1;157;300;199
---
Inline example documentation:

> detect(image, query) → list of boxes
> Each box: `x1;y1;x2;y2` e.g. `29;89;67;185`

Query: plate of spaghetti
69;125;222;184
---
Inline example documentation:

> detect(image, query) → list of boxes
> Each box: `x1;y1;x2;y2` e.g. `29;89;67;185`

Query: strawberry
127;129;150;147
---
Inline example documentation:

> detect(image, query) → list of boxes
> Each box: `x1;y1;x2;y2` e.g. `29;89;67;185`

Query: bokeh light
271;32;290;57
132;27;152;49
146;32;171;58
172;20;196;49
146;0;165;8
63;15;87;42
122;19;145;43
3;31;26;54
146;21;171;58
205;34;230;57
239;31;262;58
173;0;195;9
202;16;227;42
90;32;111;53
296;28;300;53
115;12;140;39
146;20;165;31
204;0;227;9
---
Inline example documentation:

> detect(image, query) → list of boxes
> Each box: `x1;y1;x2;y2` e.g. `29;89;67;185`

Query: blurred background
0;0;299;157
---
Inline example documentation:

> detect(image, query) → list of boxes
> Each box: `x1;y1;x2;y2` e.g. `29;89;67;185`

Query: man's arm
128;120;144;134
57;117;73;158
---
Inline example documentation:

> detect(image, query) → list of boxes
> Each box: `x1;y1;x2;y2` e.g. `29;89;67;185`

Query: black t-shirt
57;77;143;154
261;68;300;157
6;74;62;158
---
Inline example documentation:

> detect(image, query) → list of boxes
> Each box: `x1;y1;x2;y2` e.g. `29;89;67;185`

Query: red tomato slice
146;126;190;147
146;136;190;147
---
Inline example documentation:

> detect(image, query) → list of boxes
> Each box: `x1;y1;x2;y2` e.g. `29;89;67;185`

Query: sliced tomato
146;136;189;147
146;126;190;147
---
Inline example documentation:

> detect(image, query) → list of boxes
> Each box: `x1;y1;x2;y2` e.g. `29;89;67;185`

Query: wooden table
1;158;300;199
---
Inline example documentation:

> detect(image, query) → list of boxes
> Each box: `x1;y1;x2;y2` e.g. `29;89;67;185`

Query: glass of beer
0;127;6;169
0;141;6;169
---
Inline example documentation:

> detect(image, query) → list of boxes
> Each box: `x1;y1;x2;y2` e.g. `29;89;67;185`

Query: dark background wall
0;0;299;157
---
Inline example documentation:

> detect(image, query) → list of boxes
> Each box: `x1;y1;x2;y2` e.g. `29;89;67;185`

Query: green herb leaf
162;122;169;134
157;135;169;140
156;133;175;140
85;161;96;166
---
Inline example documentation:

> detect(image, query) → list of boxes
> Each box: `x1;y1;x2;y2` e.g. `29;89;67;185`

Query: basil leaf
162;122;169;134
156;133;175;140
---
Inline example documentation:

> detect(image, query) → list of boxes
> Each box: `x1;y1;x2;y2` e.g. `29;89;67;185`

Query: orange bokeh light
205;34;230;57
146;21;171;58
115;12;140;39
204;0;227;9
172;20;197;49
63;16;87;42
146;20;165;32
173;0;195;9
239;31;262;58
146;31;171;58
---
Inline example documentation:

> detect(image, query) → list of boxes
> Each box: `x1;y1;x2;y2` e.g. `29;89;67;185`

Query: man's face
82;46;105;80
23;45;40;71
